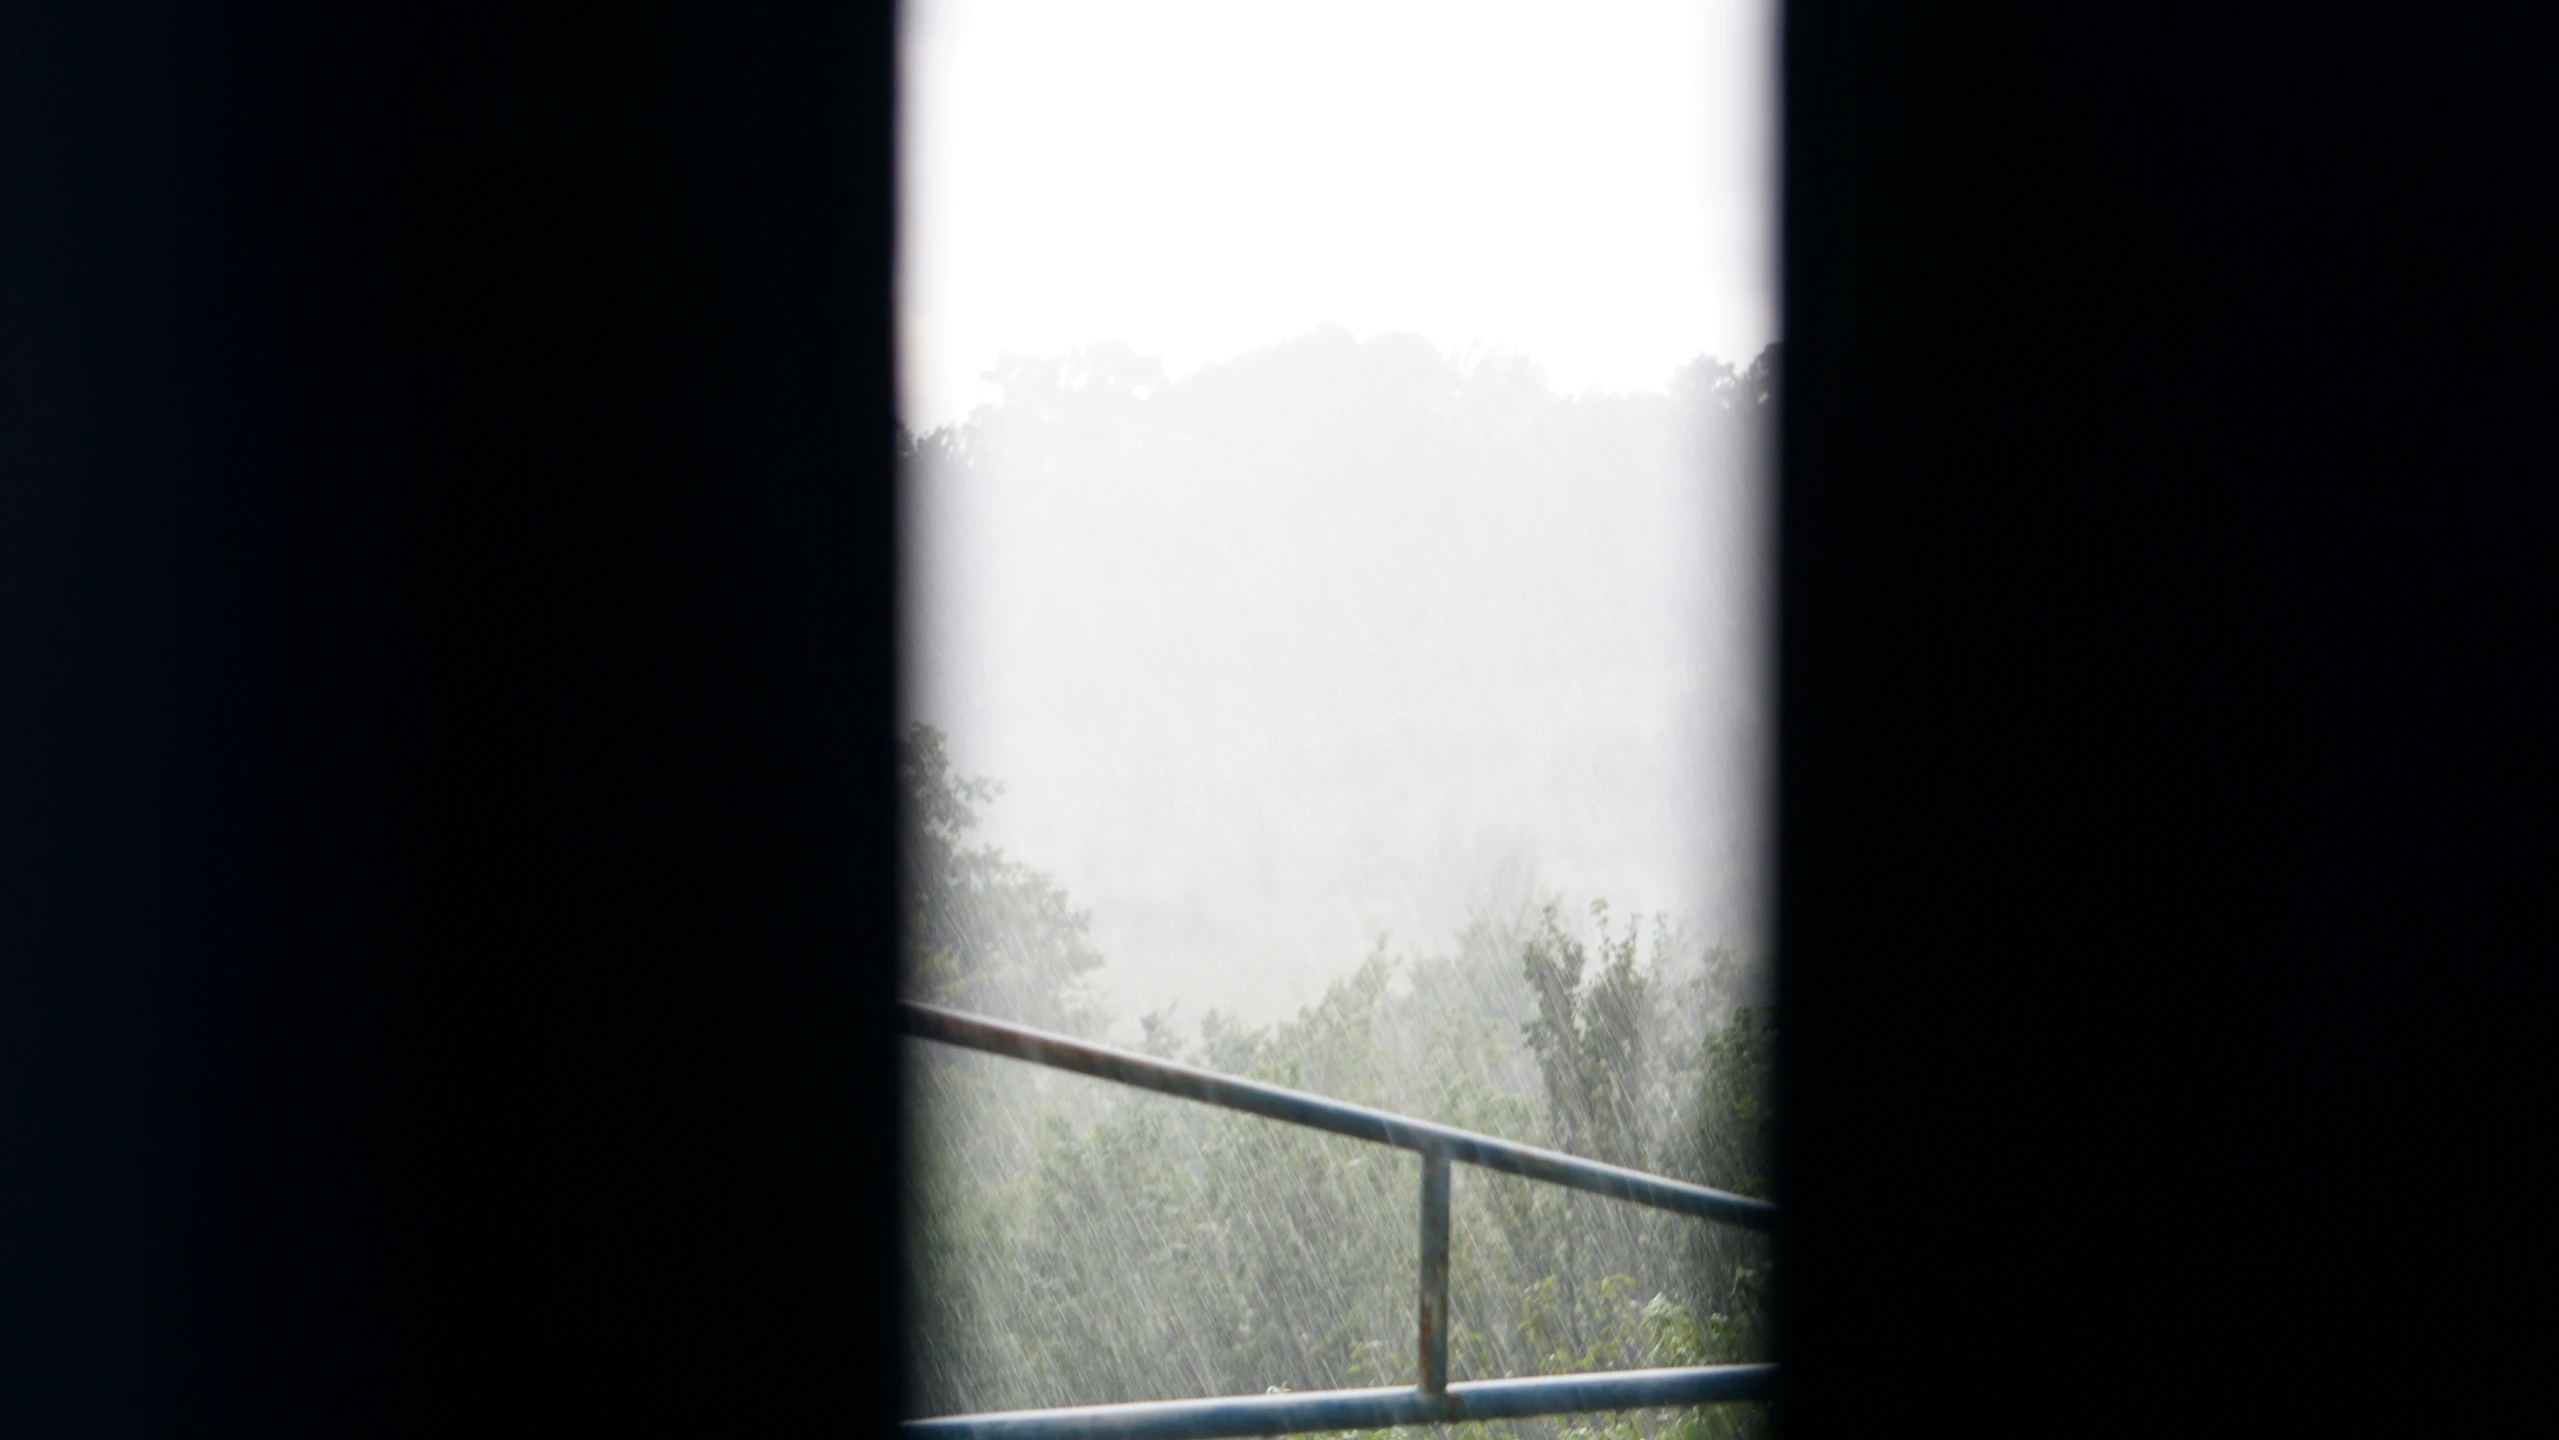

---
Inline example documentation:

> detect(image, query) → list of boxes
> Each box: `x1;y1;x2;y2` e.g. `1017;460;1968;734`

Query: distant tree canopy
901;721;1105;1036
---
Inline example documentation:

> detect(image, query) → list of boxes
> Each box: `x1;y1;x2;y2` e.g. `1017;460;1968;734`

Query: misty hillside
901;328;1777;1031
901;723;1777;1437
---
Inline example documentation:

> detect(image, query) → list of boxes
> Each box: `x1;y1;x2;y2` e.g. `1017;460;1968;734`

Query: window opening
898;3;1780;1435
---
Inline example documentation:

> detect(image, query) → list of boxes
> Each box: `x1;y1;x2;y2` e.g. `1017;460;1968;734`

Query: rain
897;3;1778;1434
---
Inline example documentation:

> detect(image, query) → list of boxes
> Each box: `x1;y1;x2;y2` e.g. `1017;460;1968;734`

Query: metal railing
901;1001;1778;1440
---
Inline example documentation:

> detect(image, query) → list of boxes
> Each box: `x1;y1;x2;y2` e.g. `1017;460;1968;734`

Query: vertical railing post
1417;1146;1451;1395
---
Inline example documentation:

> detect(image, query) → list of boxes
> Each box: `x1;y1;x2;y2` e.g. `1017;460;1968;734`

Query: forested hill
897;333;1779;1028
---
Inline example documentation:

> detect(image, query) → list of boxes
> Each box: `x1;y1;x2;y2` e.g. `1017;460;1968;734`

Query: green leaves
900;722;1107;1036
1521;900;1665;1171
909;915;1775;1440
901;732;1775;1439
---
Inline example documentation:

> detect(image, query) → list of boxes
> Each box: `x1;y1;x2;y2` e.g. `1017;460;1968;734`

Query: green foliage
901;722;1106;1036
1523;900;1666;1169
904;830;1777;1438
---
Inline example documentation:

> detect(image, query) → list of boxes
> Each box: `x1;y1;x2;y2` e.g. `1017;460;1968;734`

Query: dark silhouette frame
8;4;2539;1437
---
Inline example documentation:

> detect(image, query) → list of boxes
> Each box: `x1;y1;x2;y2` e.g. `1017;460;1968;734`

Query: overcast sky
899;0;1777;1034
899;0;1776;433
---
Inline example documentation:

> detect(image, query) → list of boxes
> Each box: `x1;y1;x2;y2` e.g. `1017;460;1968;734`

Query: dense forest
900;725;1776;1440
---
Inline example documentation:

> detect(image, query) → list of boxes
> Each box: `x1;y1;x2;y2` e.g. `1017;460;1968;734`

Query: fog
905;335;1772;1036
898;0;1777;1040
897;4;1782;1422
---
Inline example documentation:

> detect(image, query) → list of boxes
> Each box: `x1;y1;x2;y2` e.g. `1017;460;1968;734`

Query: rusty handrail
902;1000;1778;1438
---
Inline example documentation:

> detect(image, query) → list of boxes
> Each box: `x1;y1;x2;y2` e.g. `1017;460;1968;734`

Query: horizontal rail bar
901;1365;1778;1440
902;1002;1778;1231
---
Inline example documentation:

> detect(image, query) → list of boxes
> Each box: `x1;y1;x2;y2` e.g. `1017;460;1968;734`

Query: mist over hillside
902;326;1774;1037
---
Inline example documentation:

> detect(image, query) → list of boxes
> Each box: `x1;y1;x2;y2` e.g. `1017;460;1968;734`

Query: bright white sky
898;0;1776;431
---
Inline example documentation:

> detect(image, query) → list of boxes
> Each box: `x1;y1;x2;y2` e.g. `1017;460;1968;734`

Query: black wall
6;2;2542;1436
8;3;904;1433
1773;8;2545;1438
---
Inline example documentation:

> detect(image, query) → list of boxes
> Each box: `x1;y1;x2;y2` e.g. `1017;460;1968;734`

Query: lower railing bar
900;1365;1779;1440
902;1001;1778;1232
